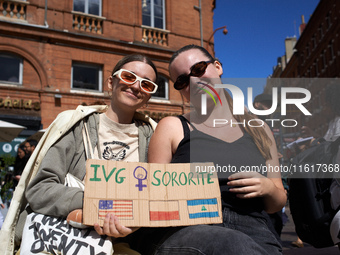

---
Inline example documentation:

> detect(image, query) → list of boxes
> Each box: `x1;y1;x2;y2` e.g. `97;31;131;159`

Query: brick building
0;0;216;144
269;0;340;138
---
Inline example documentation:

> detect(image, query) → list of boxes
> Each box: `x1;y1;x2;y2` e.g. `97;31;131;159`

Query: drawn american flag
98;200;133;219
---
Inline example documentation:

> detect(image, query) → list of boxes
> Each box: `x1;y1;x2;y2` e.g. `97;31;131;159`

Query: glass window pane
73;0;85;12
0;55;20;83
142;0;151;15
89;0;100;15
152;76;167;99
154;17;163;29
154;5;163;18
142;15;151;26
73;64;100;91
154;0;163;6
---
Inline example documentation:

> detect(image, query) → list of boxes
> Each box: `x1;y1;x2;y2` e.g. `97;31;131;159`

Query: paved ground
281;206;339;255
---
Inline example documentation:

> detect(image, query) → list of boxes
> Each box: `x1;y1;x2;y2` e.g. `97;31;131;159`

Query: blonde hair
224;90;272;160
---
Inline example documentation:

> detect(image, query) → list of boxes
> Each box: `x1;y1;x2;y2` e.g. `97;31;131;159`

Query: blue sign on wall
0;137;26;157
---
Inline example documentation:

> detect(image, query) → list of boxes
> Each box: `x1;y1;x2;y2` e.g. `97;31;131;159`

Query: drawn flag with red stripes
149;201;180;221
99;200;133;220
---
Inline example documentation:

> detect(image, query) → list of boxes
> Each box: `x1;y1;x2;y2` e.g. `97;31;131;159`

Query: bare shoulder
154;116;183;134
149;116;184;163
153;116;185;148
262;122;275;140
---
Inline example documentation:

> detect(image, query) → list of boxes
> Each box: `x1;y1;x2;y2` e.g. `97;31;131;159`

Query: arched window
142;0;166;29
152;75;168;99
0;53;23;84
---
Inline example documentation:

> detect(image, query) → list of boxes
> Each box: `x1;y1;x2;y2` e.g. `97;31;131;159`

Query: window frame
73;0;102;16
142;0;166;30
152;74;168;100
0;53;23;85
71;61;103;92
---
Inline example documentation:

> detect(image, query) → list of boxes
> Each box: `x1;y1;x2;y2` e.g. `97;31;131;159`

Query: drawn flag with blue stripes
187;198;219;219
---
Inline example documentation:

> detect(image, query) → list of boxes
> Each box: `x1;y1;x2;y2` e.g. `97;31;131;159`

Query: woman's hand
94;213;139;238
227;171;275;199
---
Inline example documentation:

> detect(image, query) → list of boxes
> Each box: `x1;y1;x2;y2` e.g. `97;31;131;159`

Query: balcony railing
0;0;28;21
142;26;169;46
72;12;105;34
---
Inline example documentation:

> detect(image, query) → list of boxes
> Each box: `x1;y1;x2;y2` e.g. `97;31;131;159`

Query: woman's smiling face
109;61;156;111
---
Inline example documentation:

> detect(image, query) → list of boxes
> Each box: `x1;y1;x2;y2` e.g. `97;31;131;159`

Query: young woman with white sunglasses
19;54;158;254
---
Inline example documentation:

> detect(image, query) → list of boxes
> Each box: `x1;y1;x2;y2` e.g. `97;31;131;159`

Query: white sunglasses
113;69;158;94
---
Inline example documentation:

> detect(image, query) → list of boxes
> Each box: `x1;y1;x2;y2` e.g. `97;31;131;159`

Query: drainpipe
44;0;49;27
194;0;203;47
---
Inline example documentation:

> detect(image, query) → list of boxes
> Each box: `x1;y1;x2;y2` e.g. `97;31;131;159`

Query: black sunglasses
174;60;214;90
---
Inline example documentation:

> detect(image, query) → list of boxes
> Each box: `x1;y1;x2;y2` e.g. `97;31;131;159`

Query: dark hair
112;54;158;82
169;44;272;160
19;143;26;151
169;44;214;68
26;139;38;148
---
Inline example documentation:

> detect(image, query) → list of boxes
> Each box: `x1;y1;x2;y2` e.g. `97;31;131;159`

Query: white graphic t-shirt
94;113;139;162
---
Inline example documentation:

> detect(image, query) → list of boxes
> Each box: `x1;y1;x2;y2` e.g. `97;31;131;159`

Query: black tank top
171;116;266;215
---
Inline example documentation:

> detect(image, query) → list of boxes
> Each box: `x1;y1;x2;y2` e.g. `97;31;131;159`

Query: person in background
23;139;38;156
12;144;29;189
145;44;286;255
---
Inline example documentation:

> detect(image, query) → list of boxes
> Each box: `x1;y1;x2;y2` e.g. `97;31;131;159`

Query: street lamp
206;26;228;52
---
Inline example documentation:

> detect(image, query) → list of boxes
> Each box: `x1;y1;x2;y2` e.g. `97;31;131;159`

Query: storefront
0;96;41;157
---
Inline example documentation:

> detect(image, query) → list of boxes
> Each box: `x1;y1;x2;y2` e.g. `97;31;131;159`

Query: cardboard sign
83;160;222;227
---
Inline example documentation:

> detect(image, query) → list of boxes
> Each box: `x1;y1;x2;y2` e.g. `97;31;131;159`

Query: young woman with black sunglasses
145;45;287;255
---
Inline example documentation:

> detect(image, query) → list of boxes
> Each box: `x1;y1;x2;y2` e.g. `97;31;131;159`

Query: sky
212;0;320;97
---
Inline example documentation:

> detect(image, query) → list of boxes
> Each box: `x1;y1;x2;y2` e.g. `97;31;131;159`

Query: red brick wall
0;0;215;129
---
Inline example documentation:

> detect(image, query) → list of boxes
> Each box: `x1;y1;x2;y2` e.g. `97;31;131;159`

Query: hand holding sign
94;214;139;238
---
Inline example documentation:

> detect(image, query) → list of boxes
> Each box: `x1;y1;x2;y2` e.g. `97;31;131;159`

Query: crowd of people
0;45;339;255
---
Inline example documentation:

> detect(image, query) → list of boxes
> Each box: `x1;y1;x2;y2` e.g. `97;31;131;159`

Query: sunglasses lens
174;74;190;90
191;61;208;77
120;70;137;83
141;80;156;93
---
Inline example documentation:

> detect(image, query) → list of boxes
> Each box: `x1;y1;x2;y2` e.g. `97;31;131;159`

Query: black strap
177;116;196;137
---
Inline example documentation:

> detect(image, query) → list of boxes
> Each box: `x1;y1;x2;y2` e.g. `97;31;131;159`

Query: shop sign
0;98;40;111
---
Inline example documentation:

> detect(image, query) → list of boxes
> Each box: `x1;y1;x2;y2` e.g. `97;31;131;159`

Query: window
73;0;101;16
318;25;324;41
72;62;102;92
306;44;310;57
312;35;316;49
152;75;168;99
322;50;326;70
0;53;23;84
329;41;334;60
142;0;165;29
326;12;331;29
314;60;319;76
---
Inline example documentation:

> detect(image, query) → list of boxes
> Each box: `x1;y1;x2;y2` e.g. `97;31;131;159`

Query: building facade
0;0;216;144
269;0;340;139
